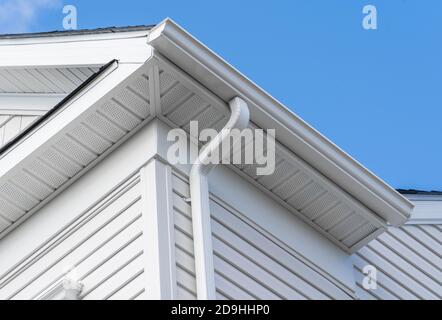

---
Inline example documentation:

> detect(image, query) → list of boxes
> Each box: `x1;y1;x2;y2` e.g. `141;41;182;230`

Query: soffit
0;56;386;252
150;55;387;253
147;18;413;229
0;60;155;238
0;67;100;94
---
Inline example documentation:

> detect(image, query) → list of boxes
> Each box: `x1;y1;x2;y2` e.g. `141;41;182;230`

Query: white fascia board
147;18;413;226
0;31;152;67
405;195;442;225
0;61;143;178
0;93;65;115
0;30;151;45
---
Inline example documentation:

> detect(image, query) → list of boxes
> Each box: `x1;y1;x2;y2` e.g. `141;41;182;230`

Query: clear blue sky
1;0;441;191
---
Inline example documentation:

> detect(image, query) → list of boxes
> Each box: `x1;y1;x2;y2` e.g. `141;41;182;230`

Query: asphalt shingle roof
0;25;155;39
397;189;442;196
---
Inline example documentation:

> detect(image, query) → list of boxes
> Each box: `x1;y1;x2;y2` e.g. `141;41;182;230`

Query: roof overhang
0;28;157;239
0;27;153;67
147;19;413;228
0;20;414;253
0;59;157;237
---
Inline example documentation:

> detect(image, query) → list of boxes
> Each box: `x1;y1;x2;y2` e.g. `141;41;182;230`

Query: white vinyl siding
0;115;38;148
0;173;146;300
171;171;353;300
172;172;198;299
210;198;353;300
354;224;442;300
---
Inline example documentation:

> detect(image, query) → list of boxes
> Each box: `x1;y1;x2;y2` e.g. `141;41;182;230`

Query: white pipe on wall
190;97;250;300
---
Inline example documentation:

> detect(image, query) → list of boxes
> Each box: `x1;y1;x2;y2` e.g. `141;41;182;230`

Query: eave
0;27;153;67
0;59;156;238
147;18;413;228
0;20;414;254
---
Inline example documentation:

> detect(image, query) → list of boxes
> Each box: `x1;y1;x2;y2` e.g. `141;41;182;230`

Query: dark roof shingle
0;25;155;40
397;189;442;196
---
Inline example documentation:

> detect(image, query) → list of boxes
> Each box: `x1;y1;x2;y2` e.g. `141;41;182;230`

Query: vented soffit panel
147;19;414;228
0;67;101;95
146;55;390;253
0;54;387;253
0;27;153;68
0;59;157;240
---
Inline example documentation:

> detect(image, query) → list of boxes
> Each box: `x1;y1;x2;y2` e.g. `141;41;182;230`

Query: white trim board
405;195;442;225
0;32;153;67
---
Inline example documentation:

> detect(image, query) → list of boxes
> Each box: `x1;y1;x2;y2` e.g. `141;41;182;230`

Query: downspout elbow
190;97;250;178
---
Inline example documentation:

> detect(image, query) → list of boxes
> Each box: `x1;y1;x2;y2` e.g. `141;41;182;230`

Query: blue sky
1;0;441;191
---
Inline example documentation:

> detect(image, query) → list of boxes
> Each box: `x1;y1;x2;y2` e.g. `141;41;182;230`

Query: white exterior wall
0;118;439;300
171;170;355;300
0;115;38;147
0;118;357;300
0;120;160;300
353;224;441;300
157;119;357;300
171;172;197;299
0;173;145;300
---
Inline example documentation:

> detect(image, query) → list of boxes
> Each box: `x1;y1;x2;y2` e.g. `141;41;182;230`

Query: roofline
147;18;413;226
0;25;155;40
398;189;442;196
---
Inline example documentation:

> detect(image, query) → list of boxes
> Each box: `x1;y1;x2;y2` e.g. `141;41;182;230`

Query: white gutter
403;194;442;225
190;97;250;300
147;18;413;226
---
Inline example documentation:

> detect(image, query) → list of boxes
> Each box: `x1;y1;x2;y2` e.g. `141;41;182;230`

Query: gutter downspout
190;97;250;300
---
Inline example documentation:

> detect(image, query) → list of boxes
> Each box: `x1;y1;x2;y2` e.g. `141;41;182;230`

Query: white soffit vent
147;19;413;242
0;61;155;238
152;56;386;253
0;67;100;94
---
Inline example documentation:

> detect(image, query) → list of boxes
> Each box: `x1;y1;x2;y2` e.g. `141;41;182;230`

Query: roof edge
398;189;442;196
0;25;155;40
147;18;414;226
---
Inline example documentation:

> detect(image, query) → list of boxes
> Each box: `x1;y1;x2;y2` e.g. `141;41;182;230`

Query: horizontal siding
172;172;197;300
0;173;146;300
211;201;352;300
0;115;38;148
354;224;442;300
171;172;353;300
